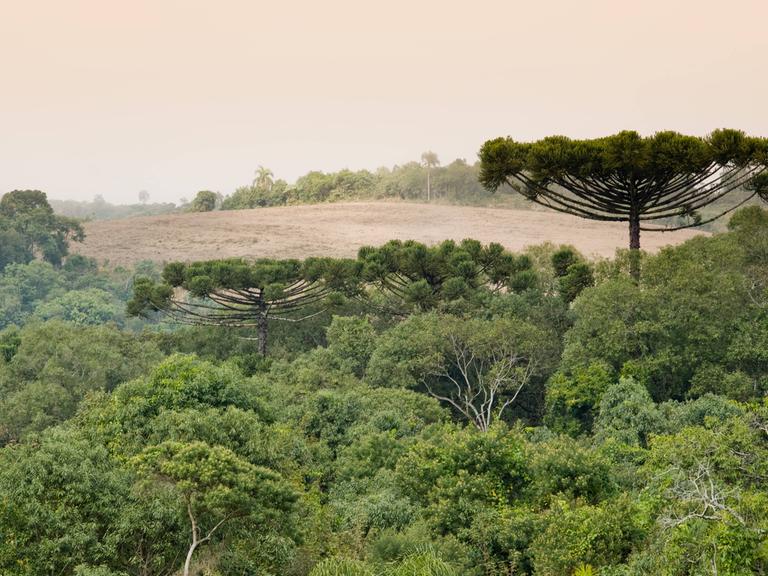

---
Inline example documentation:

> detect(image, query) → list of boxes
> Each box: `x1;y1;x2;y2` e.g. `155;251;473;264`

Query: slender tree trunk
184;500;199;576
629;213;641;281
427;169;431;202
257;313;268;356
183;540;199;576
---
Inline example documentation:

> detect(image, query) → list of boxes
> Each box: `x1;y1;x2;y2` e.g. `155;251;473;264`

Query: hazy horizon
2;0;767;204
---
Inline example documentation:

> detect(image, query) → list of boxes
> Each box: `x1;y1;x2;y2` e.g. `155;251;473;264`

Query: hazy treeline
49;158;531;221
50;195;178;220
220;159;526;211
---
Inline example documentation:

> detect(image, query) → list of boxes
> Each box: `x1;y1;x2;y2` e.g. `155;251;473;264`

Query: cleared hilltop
73;201;705;266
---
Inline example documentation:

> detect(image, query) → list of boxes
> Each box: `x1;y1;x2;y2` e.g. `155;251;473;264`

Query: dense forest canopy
1;202;767;574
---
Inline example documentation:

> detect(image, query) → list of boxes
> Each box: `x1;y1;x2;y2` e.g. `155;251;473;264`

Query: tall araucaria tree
128;257;361;355
358;238;536;313
479;130;768;279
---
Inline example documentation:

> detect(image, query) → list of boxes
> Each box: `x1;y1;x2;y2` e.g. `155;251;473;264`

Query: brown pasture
73;201;706;266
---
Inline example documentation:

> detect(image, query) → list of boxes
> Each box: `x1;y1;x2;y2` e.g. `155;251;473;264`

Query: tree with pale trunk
132;441;295;576
422;316;545;431
253;165;274;192
367;313;549;431
421;150;440;201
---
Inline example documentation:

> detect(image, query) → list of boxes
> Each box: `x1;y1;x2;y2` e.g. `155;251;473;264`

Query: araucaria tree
128;257;360;355
479;130;768;279
358;238;536;312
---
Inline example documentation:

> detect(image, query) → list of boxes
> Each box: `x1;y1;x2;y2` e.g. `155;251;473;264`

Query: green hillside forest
1;176;768;574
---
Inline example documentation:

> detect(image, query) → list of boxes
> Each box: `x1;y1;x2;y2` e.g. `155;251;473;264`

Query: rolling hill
73;201;706;266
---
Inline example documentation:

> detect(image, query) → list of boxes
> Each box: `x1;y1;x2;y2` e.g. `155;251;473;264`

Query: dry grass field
73;201;706;266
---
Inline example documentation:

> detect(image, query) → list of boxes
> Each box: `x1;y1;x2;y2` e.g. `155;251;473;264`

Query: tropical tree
367;314;549;431
479;130;768;278
133;440;295;576
253;165;274;192
421;151;440;201
128;258;361;355
189;190;217;212
0;189;85;268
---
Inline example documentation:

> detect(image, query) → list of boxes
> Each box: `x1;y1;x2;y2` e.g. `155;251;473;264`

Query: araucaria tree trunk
629;212;641;281
257;312;268;356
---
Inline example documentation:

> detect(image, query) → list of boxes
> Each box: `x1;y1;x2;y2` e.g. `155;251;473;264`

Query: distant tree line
43;157;532;222
50;194;178;220
219;158;528;211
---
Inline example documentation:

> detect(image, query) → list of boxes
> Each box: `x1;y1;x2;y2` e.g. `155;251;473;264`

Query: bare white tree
658;460;748;576
660;460;745;530
422;318;541;432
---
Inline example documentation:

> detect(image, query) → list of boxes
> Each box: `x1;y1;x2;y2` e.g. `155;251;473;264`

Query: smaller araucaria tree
479;130;768;279
128;257;361;355
357;238;536;313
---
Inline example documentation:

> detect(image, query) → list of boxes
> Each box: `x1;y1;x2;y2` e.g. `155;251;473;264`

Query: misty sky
1;0;767;204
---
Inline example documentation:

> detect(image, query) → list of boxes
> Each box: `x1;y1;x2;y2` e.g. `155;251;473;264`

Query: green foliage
688;364;755;401
359;239;535;312
552;247;581;277
325;316;378;377
133;440;295;521
0;325;20;362
562;220;765;401
3;217;768;574
528;435;616;506
310;557;375;576
132;440;296;576
220;159;521;209
529;499;638;576
545;363;614;436
0;321;163;443
0;189;85;268
479;131;768;281
395;424;529;533
33;287;122;325
480;130;767;189
559;261;595;303
386;551;458;576
189;190;218;212
0;227;31;269
594;377;663;447
0;257;139;330
129;257;362;355
367;313;554;428
0;260;65;328
80;354;268;453
0;428;136;575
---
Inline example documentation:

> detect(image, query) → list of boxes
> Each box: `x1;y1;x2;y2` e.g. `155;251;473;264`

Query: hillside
73;201;706;266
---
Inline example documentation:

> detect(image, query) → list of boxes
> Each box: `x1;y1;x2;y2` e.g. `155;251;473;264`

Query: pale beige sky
1;0;766;203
